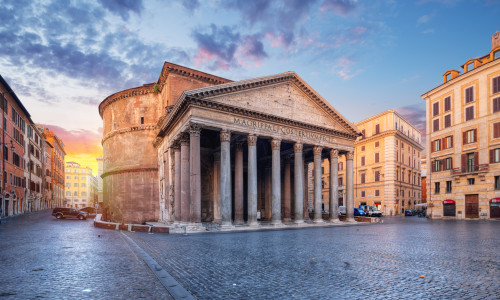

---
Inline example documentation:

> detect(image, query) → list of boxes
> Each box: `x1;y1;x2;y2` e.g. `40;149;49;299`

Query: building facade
317;110;423;216
64;161;97;208
43;128;66;208
422;31;500;219
42;136;53;209
100;62;360;225
96;156;103;208
24;122;44;212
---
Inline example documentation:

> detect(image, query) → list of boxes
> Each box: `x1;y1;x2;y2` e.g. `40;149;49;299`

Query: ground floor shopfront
155;72;361;228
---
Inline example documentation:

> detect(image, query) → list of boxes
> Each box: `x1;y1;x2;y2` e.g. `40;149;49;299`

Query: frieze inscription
233;117;333;143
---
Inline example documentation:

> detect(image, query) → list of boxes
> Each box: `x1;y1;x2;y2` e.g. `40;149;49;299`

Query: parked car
338;206;346;216
359;205;383;217
80;207;100;217
354;208;366;216
52;207;88;220
404;209;414;216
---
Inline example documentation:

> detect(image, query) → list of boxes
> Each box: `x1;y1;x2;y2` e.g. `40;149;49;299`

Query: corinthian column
247;134;258;226
234;143;244;225
220;129;232;226
173;144;181;224
313;146;323;223
190;123;201;225
329;149;340;223
294;143;304;224
213;152;221;223
180;134;190;224
346;151;355;222
283;156;291;222
271;139;282;225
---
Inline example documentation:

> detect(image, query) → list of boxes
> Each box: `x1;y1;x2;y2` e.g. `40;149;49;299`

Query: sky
0;0;499;174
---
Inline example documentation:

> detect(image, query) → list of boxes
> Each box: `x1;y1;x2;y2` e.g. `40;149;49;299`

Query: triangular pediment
182;72;360;137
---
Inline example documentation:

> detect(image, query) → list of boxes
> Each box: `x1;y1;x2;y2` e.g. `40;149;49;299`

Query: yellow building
317;110;423;216
422;31;500;219
64;161;98;209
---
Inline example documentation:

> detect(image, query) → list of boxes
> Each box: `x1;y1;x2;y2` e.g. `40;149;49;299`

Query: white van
338;206;346;216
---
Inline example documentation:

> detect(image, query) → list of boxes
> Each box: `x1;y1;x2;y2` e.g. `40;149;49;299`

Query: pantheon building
99;62;360;228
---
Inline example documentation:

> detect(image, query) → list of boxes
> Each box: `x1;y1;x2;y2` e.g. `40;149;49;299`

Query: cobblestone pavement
0;210;172;299
125;217;500;299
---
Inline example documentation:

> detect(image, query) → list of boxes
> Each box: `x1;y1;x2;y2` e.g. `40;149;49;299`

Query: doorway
465;194;479;218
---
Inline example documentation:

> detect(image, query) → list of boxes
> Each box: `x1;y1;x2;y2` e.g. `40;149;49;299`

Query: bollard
148;224;153;234
115;223;119;230
128;224;132;232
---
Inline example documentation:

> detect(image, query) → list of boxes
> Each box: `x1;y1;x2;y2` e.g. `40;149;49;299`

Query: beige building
317;110;423;216
64;162;97;209
96;156;103;208
422;32;500;219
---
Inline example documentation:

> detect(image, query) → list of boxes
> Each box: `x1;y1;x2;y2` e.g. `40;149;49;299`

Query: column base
313;219;324;224
328;218;341;223
233;219;245;225
271;220;283;226
247;221;260;227
219;223;235;230
282;217;292;223
293;219;305;225
345;217;356;223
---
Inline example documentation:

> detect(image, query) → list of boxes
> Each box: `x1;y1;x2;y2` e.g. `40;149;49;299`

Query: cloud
181;0;200;12
192;24;241;70
422;28;435;34
240;34;268;61
332;56;362;80
417;13;434;25
320;0;357;16
394;103;426;144
97;0;144;20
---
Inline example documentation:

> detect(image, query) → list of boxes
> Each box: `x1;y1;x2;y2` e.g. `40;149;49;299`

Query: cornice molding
99;84;154;117
102;125;158;145
101;166;158;179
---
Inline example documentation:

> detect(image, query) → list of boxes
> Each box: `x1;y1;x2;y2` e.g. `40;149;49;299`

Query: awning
443;200;456;204
490;198;500;203
374;201;381;205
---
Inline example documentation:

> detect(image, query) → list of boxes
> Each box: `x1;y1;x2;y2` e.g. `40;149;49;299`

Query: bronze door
465;194;479;218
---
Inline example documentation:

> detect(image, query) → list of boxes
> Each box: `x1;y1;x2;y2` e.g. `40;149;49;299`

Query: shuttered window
375;124;380;134
444;114;451;128
445;157;453;170
360;173;366;184
433;102;439;116
443;136;453;149
463;129;476;144
361;146;365;151
361;191;365;197
375;141;379;148
493;76;500;94
493;97;500;113
465;87;474;103
444;96;451;111
433;119;439;132
361;156;365;166
374;171;380;182
490;148;500;163
361;129;365;139
375;190;380;196
494;122;500;139
375;152;379;163
465;106;474;121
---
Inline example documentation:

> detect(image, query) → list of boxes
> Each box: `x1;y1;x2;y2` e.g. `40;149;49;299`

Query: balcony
451;164;489;176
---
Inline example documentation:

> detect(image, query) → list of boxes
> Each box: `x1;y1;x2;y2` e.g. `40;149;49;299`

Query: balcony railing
451;164;488;175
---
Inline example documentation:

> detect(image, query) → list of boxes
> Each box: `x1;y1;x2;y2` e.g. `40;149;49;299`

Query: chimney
493;31;500;50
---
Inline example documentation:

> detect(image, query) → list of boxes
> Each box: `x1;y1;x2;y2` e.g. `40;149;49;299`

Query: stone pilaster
180;134;190;224
283;156;291;222
213;152;221;223
346;151;355;222
189;123;201;224
234;142;244;225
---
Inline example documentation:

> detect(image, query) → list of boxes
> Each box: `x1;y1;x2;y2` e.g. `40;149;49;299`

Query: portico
154;72;360;228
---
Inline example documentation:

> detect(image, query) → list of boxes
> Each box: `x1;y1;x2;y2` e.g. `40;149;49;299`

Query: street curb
120;232;195;300
93;214;170;233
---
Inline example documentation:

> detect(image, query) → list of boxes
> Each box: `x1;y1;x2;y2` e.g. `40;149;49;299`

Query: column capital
170;140;181;150
235;142;244;151
189;123;202;137
179;133;190;146
220;129;231;142
346;151;354;160
313;146;323;156
294;143;303;153
247;134;257;146
271;139;281;150
330;149;339;159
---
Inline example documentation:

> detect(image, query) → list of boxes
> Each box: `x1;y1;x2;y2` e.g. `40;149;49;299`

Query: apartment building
422;31;500;219
65;161;97;209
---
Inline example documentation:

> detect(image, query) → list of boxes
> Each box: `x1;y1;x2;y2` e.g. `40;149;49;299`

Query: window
375;141;379;148
435;182;440;194
465;106;474;121
433;119;439;132
73;191;78;196
81;183;86;187
444;96;451;111
465;87;474;103
495;51;500;60
375;153;379;163
361;129;365;139
74;183;78;187
446;73;451;81
493;75;500;94
444;114;451;128
338;177;343;186
493;97;500;113
141;117;144;125
444;136;453;149
66;191;70;196
490;148;500;163
432;139;441;152
375;124;380;134
467;62;474;72
495;176;500;190
374;171;380;182
361;156;365;166
74;176;78;179
467;153;475;173
446;181;452;193
433;102;439;116
464;129;476;144
434;160;441;172
445;157;453;170
360;173;366;184
375;190;380;197
468;178;475;185
361;191;366;198
338;162;343;171
82;192;87;196
66;176;70;179
66;183;70;187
